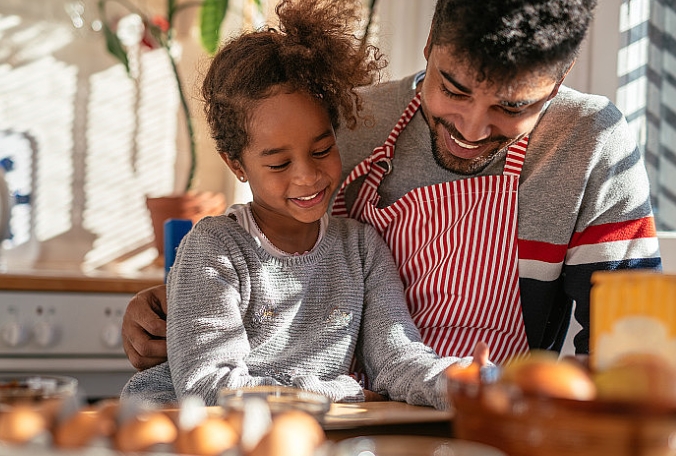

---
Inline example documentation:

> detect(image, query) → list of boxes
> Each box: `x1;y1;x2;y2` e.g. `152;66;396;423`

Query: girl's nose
295;159;321;184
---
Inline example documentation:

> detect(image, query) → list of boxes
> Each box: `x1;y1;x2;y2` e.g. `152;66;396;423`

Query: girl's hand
363;390;387;402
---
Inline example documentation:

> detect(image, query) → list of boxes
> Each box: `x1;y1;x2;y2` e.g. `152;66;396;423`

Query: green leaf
200;0;229;55
102;22;130;73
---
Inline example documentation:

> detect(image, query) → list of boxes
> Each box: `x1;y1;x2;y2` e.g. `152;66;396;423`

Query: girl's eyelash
267;146;333;170
314;146;333;156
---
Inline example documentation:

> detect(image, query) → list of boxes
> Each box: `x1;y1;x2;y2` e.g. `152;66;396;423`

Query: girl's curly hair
429;0;597;85
202;0;385;162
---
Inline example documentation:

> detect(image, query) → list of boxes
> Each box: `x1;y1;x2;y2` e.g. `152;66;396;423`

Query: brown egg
501;351;596;401
247;410;325;456
94;399;120;437
114;411;178;452
0;405;47;444
224;409;244;438
175;416;239;456
52;407;108;448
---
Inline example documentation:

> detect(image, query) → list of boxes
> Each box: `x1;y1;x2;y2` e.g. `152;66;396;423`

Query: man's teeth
296;192;320;201
451;135;479;149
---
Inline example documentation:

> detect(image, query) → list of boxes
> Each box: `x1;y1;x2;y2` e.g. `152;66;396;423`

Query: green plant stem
167;52;196;192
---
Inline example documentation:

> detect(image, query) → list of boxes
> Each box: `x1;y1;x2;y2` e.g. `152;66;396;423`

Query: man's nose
454;107;491;142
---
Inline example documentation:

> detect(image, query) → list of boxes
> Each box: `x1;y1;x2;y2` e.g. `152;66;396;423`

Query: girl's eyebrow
259;129;334;157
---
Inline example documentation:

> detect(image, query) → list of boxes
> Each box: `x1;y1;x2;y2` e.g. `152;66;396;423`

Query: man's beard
429;117;519;175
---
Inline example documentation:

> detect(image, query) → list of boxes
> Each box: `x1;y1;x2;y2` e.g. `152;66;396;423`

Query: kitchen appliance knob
33;321;60;347
1;322;31;347
101;322;122;348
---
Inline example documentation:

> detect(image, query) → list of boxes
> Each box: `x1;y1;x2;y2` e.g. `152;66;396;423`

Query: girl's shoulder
326;216;386;247
187;213;251;248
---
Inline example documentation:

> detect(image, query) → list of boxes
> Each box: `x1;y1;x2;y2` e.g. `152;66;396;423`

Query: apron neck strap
332;95;530;217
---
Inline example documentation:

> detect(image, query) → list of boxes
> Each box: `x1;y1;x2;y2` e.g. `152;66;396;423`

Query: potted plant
97;0;246;259
97;0;378;261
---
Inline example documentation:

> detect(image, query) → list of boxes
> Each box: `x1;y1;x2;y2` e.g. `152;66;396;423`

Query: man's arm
122;284;169;370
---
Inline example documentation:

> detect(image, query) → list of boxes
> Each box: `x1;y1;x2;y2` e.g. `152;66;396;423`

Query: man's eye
501;107;526;117
440;84;466;99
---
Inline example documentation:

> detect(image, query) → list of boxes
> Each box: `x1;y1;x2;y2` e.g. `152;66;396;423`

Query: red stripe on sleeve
569;216;657;248
518;239;568;263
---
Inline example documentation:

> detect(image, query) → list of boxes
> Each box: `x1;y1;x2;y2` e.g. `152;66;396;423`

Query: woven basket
449;380;676;456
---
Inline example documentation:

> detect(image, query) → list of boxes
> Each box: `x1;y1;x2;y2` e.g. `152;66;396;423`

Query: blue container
163;218;193;281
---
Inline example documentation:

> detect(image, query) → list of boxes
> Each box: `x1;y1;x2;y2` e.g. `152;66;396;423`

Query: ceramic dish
329;435;507;456
0;375;78;406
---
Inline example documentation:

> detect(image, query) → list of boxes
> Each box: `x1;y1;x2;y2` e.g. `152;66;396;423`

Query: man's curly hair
429;0;598;84
201;0;385;162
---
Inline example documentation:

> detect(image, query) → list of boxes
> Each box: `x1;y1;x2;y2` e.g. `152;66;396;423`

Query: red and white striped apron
333;93;530;364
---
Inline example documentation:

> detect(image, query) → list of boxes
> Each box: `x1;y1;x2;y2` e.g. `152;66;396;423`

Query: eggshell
0;405;47;444
247;410;325;456
94;399;120;437
501;351;596;401
224;409;244;437
114;411;178;452
52;407;106;448
175;416;239;456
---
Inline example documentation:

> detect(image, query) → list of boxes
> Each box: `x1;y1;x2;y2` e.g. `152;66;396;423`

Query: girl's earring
239;176;246;182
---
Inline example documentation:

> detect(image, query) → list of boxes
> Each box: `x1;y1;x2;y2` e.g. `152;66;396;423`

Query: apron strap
332;93;529;217
504;136;529;177
332;94;422;219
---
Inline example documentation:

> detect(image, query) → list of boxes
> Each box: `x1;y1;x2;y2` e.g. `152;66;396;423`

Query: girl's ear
222;155;247;183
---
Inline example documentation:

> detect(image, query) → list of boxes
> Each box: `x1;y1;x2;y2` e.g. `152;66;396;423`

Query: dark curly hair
201;0;385;162
429;0;598;84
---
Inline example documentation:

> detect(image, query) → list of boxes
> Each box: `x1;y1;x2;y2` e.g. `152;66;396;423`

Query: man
122;0;661;370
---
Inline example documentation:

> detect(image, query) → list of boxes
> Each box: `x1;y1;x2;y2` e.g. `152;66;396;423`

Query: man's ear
548;60;576;101
423;31;432;61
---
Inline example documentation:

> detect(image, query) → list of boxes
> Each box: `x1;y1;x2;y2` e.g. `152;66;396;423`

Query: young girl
122;0;462;410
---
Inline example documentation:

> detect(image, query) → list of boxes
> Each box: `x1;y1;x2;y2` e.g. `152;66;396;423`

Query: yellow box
590;270;676;371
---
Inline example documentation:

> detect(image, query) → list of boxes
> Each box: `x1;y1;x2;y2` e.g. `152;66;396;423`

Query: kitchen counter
323;401;453;440
0;267;164;294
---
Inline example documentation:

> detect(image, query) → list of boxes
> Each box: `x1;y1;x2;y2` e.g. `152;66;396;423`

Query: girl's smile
222;88;342;254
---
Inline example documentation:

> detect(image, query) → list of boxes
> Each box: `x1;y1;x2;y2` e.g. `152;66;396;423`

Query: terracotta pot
146;191;227;258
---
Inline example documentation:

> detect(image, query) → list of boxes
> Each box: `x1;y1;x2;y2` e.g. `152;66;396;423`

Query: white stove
0;286;154;401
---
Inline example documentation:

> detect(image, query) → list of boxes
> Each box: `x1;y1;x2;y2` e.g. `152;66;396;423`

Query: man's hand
122;284;169;371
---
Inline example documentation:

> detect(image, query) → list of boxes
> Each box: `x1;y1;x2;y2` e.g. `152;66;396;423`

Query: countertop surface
0;265;164;294
323;401;452;430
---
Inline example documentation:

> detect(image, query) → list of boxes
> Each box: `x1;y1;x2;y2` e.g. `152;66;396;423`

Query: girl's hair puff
202;0;385;162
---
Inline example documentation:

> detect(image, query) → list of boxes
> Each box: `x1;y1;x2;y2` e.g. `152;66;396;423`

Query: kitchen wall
0;0;624;273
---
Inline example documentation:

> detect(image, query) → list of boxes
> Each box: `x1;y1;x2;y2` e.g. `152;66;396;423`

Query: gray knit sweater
337;74;660;355
122;214;459;409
